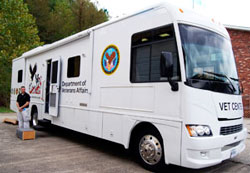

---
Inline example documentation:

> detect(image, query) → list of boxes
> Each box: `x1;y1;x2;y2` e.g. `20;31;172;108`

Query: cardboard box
16;128;36;140
3;118;18;125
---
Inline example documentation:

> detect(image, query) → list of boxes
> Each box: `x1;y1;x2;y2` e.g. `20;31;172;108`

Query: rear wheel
31;112;38;127
133;128;165;171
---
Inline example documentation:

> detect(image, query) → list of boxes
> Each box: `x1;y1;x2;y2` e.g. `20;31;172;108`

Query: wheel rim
139;134;162;165
32;113;38;126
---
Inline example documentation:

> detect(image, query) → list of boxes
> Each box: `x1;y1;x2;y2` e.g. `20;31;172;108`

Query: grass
0;107;14;113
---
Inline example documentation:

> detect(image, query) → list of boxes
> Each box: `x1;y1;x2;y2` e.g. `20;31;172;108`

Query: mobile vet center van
10;2;247;171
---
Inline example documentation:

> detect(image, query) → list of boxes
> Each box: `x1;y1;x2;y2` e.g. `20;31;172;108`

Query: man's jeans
17;108;30;129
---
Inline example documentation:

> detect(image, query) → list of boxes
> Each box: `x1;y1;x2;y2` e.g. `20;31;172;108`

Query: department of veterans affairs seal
101;45;120;75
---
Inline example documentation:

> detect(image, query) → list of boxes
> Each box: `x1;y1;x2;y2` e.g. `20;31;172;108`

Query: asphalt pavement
0;113;250;173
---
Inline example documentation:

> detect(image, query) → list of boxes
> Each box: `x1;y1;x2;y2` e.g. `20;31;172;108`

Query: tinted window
67;56;81;78
18;70;23;83
130;24;180;83
51;61;58;83
132;46;151;82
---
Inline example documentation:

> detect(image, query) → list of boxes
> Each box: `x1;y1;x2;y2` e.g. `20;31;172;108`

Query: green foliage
72;0;108;32
25;0;51;43
26;0;109;43
47;0;75;41
0;0;42;107
0;107;14;113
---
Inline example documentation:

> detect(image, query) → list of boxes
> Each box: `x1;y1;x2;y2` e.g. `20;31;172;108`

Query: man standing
16;86;31;129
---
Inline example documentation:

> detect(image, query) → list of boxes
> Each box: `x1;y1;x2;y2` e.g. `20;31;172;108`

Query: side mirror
160;52;178;91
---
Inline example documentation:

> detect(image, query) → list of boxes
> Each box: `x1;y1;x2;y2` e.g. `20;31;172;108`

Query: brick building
226;25;250;117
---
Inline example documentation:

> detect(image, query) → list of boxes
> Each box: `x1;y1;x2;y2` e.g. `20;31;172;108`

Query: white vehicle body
10;3;247;169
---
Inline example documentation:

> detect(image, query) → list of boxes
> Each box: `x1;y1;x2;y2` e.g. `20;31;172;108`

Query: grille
220;124;243;135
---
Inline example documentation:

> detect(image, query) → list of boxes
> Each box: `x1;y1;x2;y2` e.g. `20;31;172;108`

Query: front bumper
181;127;247;169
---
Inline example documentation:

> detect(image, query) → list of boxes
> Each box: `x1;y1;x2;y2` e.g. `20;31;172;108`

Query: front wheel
133;129;165;171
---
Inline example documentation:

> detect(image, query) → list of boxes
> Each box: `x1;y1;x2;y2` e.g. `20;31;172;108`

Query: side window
17;70;23;83
67;56;81;78
130;24;181;83
51;61;58;83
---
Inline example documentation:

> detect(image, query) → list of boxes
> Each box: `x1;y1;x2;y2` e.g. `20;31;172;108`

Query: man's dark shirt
17;92;30;108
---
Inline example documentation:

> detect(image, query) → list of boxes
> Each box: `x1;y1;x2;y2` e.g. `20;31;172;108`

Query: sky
91;0;250;27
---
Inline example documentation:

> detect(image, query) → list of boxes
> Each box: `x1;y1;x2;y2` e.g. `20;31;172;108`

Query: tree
25;0;51;43
0;0;42;107
47;0;75;41
72;0;108;32
25;0;109;43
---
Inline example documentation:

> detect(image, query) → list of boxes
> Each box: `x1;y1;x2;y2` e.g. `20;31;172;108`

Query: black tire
30;112;38;128
132;128;165;172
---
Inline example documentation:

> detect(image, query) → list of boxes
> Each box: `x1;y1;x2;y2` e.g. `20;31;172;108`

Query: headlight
186;125;212;137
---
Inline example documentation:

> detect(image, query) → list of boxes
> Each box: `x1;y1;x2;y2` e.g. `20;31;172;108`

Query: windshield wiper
190;73;224;82
230;77;239;81
203;71;236;92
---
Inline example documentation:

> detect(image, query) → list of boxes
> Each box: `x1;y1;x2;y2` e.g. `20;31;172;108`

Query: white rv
10;3;247;171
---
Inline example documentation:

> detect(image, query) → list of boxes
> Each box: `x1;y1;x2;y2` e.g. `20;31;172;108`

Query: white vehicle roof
14;2;228;62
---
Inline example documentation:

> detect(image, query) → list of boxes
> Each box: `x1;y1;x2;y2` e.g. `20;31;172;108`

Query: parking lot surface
1;113;250;173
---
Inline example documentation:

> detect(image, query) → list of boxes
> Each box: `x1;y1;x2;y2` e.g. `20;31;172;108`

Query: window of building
17;70;23;83
130;24;181;83
67;56;81;78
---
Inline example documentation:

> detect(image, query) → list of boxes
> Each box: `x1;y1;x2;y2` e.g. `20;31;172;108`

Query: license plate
230;149;237;158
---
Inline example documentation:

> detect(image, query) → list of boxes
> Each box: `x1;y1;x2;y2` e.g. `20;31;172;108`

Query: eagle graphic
105;51;116;71
29;63;42;94
30;64;37;81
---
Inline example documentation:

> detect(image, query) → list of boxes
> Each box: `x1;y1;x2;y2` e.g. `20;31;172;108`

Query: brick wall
227;29;250;118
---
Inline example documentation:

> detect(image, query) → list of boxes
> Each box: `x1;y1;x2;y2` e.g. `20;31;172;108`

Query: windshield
179;24;240;95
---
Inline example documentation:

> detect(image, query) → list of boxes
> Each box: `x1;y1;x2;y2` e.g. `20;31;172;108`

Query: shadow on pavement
36;123;229;173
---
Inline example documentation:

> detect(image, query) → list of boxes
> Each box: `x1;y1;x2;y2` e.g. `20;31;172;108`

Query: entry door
49;58;61;116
